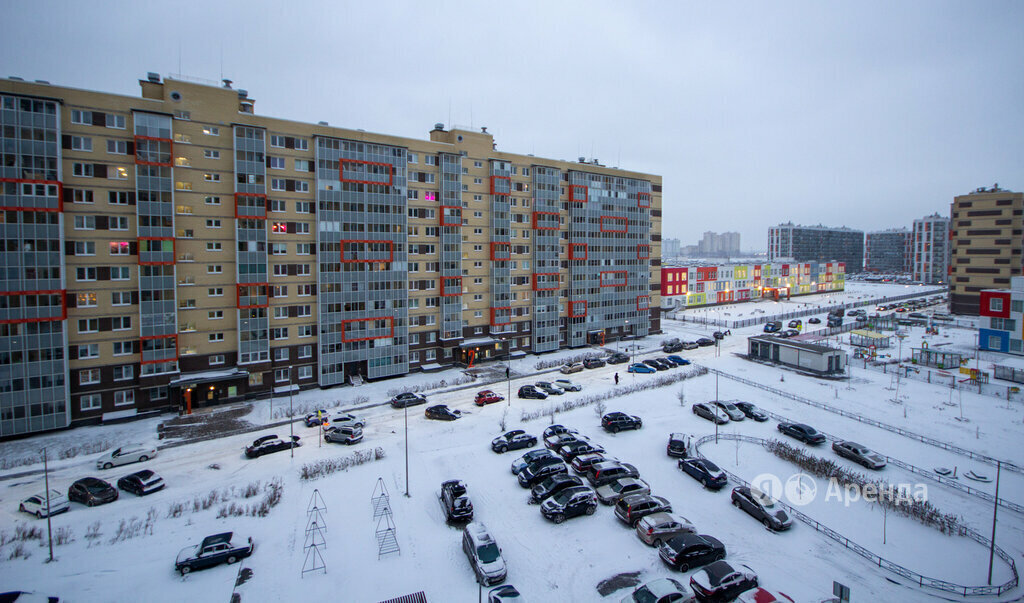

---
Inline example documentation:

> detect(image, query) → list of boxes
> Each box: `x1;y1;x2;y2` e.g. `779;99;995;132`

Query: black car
540;485;598;523
68;477;118;506
175;532;254;575
245;435;301;458
832;440;887;469
696;338;716;347
731;486;793;531
614;493;673;526
666;433;690;458
780;329;800;338
530;473;584;504
390;392;427;408
678;458;728;490
518;385;548;400
642;359;668;371
558;441;605;462
663;342;684;353
787;320;801;329
659;533;726;572
777;422;826;445
491;430;537;454
655;357;678;369
807;317;821;324
543;424;576;439
116;470;165;496
690;560;758;602
440;480;474;523
545;431;587;450
517;460;568;488
511;449;557;475
762;321;782;333
425;404;462;421
733;402;769;422
606;353;630;364
712;331;725;340
583;357;607;369
602;412;643;433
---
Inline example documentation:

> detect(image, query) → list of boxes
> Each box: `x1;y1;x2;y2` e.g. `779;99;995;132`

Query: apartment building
660;261;845;310
0;74;662;437
950;185;1024;315
911;213;949;285
978;277;1024;354
767;223;864;272
864;228;911;274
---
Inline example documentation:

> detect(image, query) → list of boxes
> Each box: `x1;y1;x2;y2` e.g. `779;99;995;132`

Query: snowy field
1;287;1022;602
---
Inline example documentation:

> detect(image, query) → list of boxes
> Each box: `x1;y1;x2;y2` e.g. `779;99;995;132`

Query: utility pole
43;447;53;562
988;460;1001;585
404;400;410;497
715;372;720;444
289;367;294;458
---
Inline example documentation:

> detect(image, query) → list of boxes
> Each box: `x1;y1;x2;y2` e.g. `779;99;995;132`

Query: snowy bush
385;376;475;398
299;447;386;481
534;353;602;371
7;542;30;560
272;395;370;420
108;517;147;544
84;521;102;544
14;525;42;542
53;526;74;546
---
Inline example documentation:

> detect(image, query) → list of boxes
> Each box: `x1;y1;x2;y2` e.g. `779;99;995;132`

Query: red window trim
532;273;560;291
0;290;66;324
637;244;651;260
139;333;178;365
440;206;462;227
236;282;270;309
489;175;511;195
340;317;395;342
133;135;173;167
637;295;651;311
569;184;588;203
599;216;628;233
339;158;393;186
234;192;268;219
490;307;512;326
490;242;511;261
0;178;64;212
137;237;176;266
637;191;651;208
533;211;560;230
569;300;587;317
339;240;394;263
441;276;463;297
569;242;588;261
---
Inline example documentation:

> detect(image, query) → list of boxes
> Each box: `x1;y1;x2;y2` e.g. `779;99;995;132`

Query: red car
475;390;505;406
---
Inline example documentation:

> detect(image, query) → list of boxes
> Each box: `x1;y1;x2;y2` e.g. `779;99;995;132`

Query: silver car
711;401;745;422
595;477;650;505
635;512;697;546
553;379;582;392
324;425;363;445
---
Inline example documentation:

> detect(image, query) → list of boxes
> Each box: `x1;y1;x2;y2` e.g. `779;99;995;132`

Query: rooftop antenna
177;41;181;75
447;99;451;133
219;41;223;81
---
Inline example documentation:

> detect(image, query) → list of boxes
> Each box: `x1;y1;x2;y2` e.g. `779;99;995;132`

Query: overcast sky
4;1;1022;251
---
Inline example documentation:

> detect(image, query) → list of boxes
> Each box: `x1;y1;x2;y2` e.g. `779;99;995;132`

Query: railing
691;433;1019;597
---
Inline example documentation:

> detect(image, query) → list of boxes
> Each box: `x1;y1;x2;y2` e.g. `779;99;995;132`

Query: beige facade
0;75;661;433
950;186;1024;315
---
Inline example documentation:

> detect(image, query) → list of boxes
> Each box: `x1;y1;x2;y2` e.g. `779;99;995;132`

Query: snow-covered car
117;469;165;496
692;403;729;425
559;362;584;374
96;445;157;470
175;532;254;575
511;449;556;475
304;410;329;427
667;433;692;458
557;440;605;462
324;425;363;445
462;522;507;586
440;479;474;523
19;490;70;518
735;588;794;603
475;390;505;406
614;493;673;526
530;473;584;504
553;379;582;392
570;452;611;475
635;512;697;546
489;585;525;602
324;412;366;429
595;477;651;505
491;430;537;453
678;458;728;490
731;486;792;531
544;432;588;451
620;577;695;603
690;560;758;601
832;440;886;469
68;477;118;506
542;424;577;439
711;401;745;422
245;435;301;458
425;404;462;421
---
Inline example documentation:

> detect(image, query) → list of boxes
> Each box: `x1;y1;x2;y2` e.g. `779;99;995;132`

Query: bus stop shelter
849;329;891;349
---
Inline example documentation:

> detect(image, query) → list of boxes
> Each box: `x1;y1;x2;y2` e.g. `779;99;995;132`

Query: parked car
659;533;726;572
540;485;598;523
832;440;887;469
711;401;745;422
570;452;611;475
667;433;691;458
543;424;576;439
489;585;525;603
588;461;640;487
656;357;679;369
96;445;157;470
614;493;673;527
304;410;329;427
440;479;474;523
558;441;605;462
19;490;70;518
511;449;557;474
665;355;691;366
517;459;568;488
535;381;565;396
175;532;254;575
731;486;792;531
733;402;769;422
606;353;630;364
390;392;427;408
681;341;700;350
602;412;643;433
492;430;538;454
678;458;728;490
553;379;582;392
595;477;651;505
425;404;463;421
545;432;587;450
324;425;363;444
777;422;826;445
324;412;366;429
462;522;507;586
68;477;118;507
476;390;505;406
635;512;697;546
628;363;655;374
787;319;802;329
712;331;725;340
245;434;301;458
690;560;758;602
663;342;685;353
620;578;696;603
642;359;668;372
780;329;800;338
735;588;794;603
530;473;584;504
584;357;608;369
827;317;843;327
117;469;165;496
763;322;782;333
696;338;716;347
807;317;821;325
560;362;585;374
518;385;548;400
692;403;729;425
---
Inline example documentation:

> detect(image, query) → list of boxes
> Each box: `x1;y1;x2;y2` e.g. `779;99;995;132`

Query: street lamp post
404;398;410;497
289;367;294;458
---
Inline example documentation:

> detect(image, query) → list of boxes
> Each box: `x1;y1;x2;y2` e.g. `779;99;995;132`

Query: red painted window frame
636;295;651;311
637;244;651;260
569;300;587;318
440;206;462;227
490;242;511;261
441;276;463;297
532;211;560;230
532;273;560;291
139;333;178;365
569;184;588;203
569;242;588;261
0;290;66;324
133;135;173;167
490;307;512;326
489;175;511;195
236;282;270;309
0;178;63;212
637;191;651;208
234;192;268;219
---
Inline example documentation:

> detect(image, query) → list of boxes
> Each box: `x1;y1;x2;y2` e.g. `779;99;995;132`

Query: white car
323;412;366;429
621;578;695;603
20;490;70;518
553;379;582;392
97;445;157;470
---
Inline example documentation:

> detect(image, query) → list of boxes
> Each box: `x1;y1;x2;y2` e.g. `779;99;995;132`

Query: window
296;264;311;276
273;307;288;319
296;243;312;255
80;394;101;411
71;136;92;151
990;298;1004;312
208;287;224;297
269;157;286;170
206;242;223;252
296;201;314;214
274;348;290;361
78;344;100;359
110;216;129;230
111;291;131;306
204;173;221;182
111;266;130;280
73;189;94;204
297;284;313;296
210;354;225;366
275;368;290;382
109;241;130;255
149;386;169;401
272;327;289;340
298;345;312;359
294;159;310;172
71;109;91;125
297;305;311;317
1013;300;1024;314
79;368;101;385
208;310;224;320
74;215;96;230
107;114;126;129
204;149;221;159
78;318;99;333
76;292;97;308
174;110;191;120
205;196;221;205
206;219;222;228
271;179;285;191
109;191;130;205
113;341;133;356
208;265;223;274
112;316;131;331
113;365;133;381
425;349;437;361
270;200;286;212
209;332;225;342
298;325;313;338
75;241;96;256
107;166;128;180
989;335;1002;349
273;286;288;297
296;223;310;234
202;126;220;136
113;390;134;406
298;366;312;380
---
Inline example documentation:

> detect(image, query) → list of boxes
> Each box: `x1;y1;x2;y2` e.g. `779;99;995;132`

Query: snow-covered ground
1;286;1022;602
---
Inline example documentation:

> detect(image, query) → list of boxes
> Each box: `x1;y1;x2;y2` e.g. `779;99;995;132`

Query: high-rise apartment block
950;185;1023;315
864;228;911;274
0;75;662;436
697;231;740;257
767;223;864;272
911;213;949;285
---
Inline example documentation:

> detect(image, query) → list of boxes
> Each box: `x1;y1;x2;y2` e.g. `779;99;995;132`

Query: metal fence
692;433;1019;597
854;360;1023;402
703;367;1024;477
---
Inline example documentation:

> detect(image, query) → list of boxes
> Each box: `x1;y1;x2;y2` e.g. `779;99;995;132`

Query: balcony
178;277;195;286
177;253;195;262
176;205;194;215
179;323;197;333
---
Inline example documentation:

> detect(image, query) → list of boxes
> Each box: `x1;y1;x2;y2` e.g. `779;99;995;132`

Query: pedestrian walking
614;373;619;385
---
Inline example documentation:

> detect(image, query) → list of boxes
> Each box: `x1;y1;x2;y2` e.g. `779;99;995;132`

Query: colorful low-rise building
978;277;1024;354
660;261;845;310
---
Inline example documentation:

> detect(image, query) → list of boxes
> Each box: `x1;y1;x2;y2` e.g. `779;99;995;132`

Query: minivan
462;522;507;586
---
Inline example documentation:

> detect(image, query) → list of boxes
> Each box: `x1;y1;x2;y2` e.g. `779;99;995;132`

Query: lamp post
404;397;410;497
289;367;294;458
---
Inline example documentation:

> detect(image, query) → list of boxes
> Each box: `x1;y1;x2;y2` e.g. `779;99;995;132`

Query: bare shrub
14;525;43;541
498;408;509;432
593;399;607;420
242;481;261;498
385;376;475;398
7;542;30;560
535;353;602;371
53;526;74;546
300;447;386;481
166;501;186;519
84;521;102;544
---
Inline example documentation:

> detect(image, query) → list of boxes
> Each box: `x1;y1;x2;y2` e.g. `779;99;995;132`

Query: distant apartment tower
864;228;911;273
662;238;680;258
950;185;1024;315
767;223;864;272
912;213;949;285
697;231;740;257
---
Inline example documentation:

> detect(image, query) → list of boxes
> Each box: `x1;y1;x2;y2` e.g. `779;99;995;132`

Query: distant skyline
3;1;1021;250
